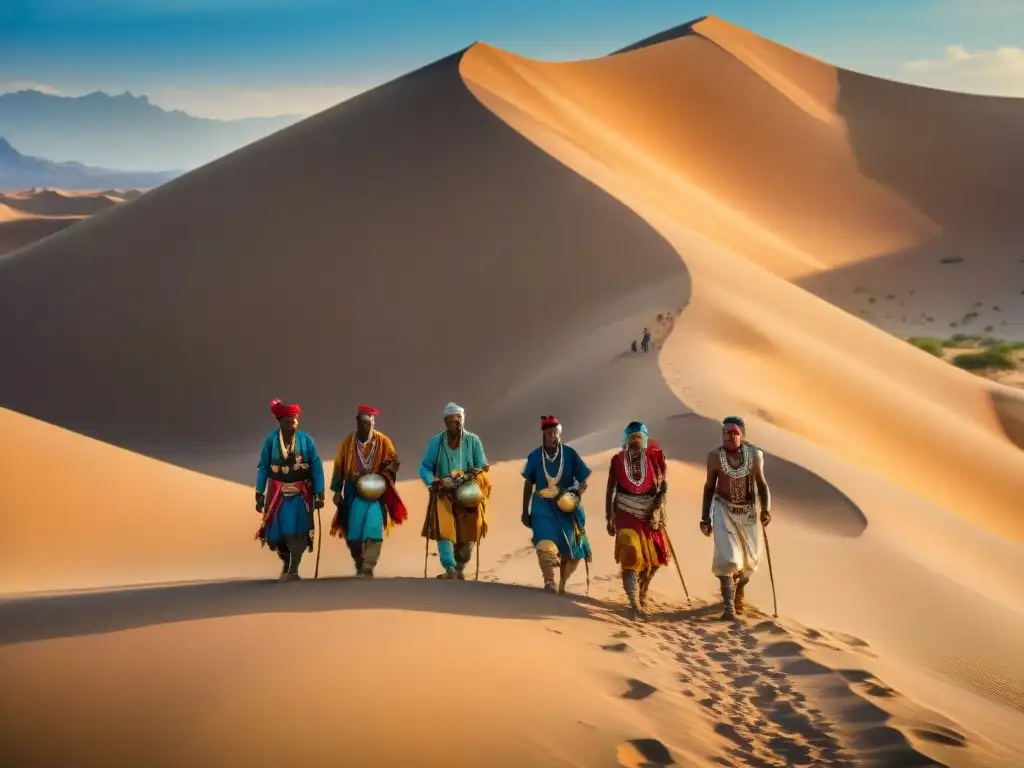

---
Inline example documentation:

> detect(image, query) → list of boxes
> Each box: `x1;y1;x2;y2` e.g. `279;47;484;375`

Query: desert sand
0;188;139;256
2;14;1024;768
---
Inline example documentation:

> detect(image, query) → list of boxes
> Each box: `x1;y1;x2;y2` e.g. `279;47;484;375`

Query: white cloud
0;80;364;119
904;45;1024;97
0;80;63;96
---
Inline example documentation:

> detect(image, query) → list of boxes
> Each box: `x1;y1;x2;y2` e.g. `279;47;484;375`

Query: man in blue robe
255;398;326;581
419;402;491;579
521;415;593;593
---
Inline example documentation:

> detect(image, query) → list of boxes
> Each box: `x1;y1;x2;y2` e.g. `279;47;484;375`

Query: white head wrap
444;402;465;419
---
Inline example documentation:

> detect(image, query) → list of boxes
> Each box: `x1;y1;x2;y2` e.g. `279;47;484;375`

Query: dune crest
458;27;1024;543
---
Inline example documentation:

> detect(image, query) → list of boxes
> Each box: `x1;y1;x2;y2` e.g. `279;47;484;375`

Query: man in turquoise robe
255;398;326;581
521;415;593;594
419;402;490;579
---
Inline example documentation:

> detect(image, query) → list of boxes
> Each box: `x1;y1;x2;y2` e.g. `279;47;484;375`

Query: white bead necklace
718;444;751;478
356;433;377;473
542;443;564;487
621;447;647;489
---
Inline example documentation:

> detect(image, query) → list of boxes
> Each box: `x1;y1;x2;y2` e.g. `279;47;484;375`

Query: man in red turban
520;416;593;594
329;404;406;577
255;399;326;581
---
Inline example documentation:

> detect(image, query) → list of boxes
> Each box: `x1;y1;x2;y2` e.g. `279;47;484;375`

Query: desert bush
946;333;981;347
951;347;1017;371
907;337;945;357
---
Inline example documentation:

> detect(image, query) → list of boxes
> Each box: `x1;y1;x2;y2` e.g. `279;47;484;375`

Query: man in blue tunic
419;402;491;579
255;398;326;582
521;416;593;594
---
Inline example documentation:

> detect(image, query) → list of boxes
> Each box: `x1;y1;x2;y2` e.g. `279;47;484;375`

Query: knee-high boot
734;574;750;615
558;558;580;595
275;546;290;576
536;543;560;593
719;575;736;620
622;570;643;617
639;566;659;609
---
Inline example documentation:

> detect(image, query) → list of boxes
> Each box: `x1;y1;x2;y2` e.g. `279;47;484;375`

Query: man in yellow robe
329;405;406;577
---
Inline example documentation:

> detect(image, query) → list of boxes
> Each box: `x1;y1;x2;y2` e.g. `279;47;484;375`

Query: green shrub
951;347;1017;371
944;333;979;347
907;337;945;357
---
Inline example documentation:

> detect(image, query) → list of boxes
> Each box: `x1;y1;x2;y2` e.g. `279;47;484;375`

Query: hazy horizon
2;0;1022;121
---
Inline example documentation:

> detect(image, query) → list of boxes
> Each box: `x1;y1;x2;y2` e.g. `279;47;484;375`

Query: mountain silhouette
0;137;178;191
0;90;301;170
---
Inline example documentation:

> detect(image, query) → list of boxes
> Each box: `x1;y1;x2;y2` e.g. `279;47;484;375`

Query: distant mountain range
0;137;179;192
0;90;302;171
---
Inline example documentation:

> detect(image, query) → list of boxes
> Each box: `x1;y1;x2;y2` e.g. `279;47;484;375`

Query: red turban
269;398;301;419
541;415;560;430
357;405;379;418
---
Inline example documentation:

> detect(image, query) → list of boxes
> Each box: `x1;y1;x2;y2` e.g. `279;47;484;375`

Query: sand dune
2;13;1023;768
0;188;140;255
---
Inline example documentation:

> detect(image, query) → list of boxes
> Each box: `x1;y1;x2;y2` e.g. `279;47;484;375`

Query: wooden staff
762;522;778;618
663;527;692;607
424;497;434;578
314;501;323;579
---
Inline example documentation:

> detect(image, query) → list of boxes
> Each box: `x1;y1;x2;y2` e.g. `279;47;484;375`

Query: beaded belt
616;491;657;519
716;494;754;511
280;482;305;496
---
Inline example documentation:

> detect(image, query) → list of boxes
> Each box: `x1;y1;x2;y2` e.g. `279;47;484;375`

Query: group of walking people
254;398;772;621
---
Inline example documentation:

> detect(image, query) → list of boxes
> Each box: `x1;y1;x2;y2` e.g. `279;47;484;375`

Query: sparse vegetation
906;335;1023;381
952;347;1017;371
907;337;945;357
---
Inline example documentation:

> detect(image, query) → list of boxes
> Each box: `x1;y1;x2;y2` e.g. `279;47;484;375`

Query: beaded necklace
542;443;564;487
620;447;647;491
356;433;377;473
718;444;751;478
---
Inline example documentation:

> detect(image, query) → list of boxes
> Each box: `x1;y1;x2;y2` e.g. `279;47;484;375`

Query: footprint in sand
714;722;753;751
616;738;675;766
767;734;814;766
762;640;803;658
913;725;968;748
601;642;631;652
782;657;832;676
622;678;658;700
838;669;899;698
732;673;759;688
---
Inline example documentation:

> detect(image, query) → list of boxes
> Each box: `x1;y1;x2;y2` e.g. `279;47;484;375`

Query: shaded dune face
0;217;80;256
0;51;686;482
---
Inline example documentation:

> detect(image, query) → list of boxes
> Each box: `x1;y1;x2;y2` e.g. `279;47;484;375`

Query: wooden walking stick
424;498;434;578
314;503;323;579
663;528;692;607
762;522;779;618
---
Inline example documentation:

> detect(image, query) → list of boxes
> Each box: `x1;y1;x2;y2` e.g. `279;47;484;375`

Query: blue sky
1;0;1022;119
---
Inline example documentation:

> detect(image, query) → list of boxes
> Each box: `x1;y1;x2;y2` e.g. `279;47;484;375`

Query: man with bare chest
700;416;772;619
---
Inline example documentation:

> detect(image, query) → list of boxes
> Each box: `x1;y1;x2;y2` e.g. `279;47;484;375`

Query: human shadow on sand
0;577;604;645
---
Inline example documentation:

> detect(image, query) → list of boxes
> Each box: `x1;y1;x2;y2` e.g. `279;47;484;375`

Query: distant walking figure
631;340;638;353
641;327;652;353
